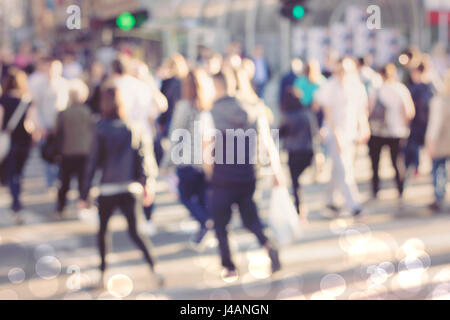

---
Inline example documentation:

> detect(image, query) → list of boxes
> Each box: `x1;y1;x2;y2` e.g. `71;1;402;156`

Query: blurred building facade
0;0;448;71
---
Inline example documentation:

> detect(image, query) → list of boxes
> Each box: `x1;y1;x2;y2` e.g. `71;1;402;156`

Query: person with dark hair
160;70;212;244
368;63;415;199
280;87;319;215
405;62;435;178
155;54;187;164
201;71;281;279
0;67;33;224
79;87;163;288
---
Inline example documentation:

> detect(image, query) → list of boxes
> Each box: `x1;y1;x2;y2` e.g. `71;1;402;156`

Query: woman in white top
368;63;415;199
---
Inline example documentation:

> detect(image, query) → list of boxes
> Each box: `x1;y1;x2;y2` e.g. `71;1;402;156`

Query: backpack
369;92;389;137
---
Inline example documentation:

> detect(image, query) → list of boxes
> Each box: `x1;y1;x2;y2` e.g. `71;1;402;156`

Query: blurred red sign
427;11;450;25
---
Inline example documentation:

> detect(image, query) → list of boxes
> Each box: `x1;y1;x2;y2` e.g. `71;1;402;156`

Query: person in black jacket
280;86;318;215
0;67;32;224
79;86;163;288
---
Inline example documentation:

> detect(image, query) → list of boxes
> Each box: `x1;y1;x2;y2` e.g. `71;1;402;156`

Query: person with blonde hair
55;79;93;217
426;70;450;212
161;69;213;244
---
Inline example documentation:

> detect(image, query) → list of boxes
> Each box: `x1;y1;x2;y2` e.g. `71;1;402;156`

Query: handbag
0;95;32;163
40;132;59;163
268;186;303;246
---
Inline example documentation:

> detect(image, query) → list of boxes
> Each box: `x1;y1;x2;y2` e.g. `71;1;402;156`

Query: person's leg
337;142;361;213
237;183;268;246
177;167;208;228
368;136;383;197
7;146;30;212
97;196;115;272
209;186;235;271
388;138;406;196
57;157;73;213
432;158;447;205
288;153;301;214
237;182;281;273
76;156;87;200
118;193;156;271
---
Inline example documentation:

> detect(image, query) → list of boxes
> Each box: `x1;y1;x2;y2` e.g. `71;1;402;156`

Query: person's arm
55;111;64;158
0;104;4;130
200;111;215;180
160;101;190;171
425;97;443;158
80;124;102;203
400;84;416;123
357;85;371;144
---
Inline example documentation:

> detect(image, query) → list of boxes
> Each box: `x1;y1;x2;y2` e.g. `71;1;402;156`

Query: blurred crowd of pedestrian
0;41;449;288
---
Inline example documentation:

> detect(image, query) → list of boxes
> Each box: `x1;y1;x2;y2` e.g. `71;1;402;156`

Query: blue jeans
177;166;209;228
432;158;449;203
4;145;30;212
405;139;421;171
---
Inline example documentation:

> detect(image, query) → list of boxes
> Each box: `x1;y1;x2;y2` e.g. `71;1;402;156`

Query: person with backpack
425;70;450;212
0;67;33;224
368;64;415;199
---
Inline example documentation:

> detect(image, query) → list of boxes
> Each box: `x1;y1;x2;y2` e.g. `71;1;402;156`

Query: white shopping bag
268;186;303;246
77;207;99;227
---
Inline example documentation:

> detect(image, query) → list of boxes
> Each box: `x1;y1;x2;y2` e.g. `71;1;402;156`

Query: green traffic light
292;5;305;19
116;12;136;31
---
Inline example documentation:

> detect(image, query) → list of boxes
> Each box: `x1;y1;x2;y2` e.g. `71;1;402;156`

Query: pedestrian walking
161;70;212;244
55;79;93;217
405;62;435;177
79;86;163;288
280;87;319;215
368;63;415;198
425;70;450;212
201;72;281;279
0;67;33;224
316;58;370;217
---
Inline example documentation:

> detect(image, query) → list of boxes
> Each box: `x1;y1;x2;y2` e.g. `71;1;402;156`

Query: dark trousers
368;136;406;196
405;139;421;171
288;151;314;213
57;155;87;212
4;145;30;212
177;166;209;228
209;182;268;270
98;193;155;272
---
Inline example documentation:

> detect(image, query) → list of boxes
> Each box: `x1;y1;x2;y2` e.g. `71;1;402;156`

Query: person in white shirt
315;58;370;217
29;57;69;188
367;63;415;199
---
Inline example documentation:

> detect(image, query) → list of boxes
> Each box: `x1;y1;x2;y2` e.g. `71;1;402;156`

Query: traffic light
280;0;309;22
116;11;149;31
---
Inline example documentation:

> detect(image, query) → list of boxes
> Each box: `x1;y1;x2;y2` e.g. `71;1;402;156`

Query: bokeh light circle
320;274;346;298
8;268;26;284
107;274;134;298
35;256;62;280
